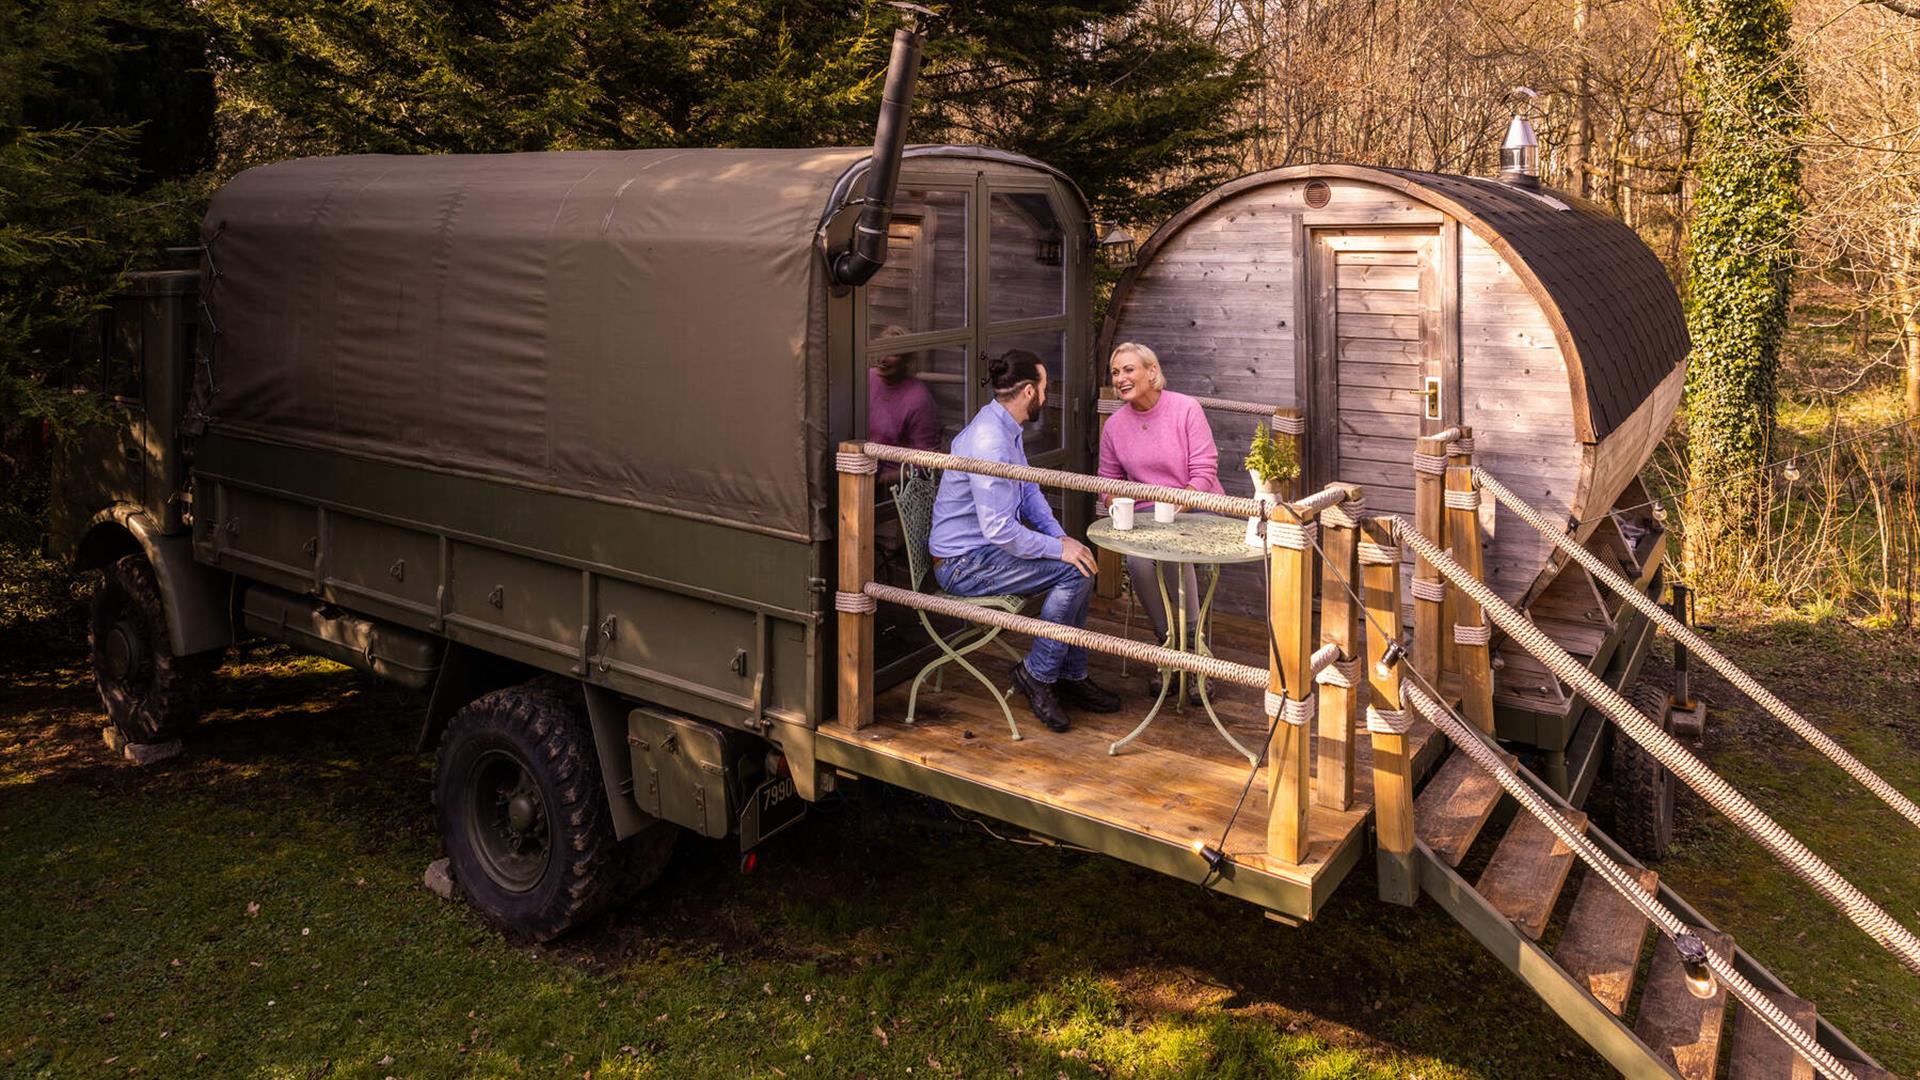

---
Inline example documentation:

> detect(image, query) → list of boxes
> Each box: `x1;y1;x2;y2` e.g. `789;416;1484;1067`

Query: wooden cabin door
1303;227;1451;523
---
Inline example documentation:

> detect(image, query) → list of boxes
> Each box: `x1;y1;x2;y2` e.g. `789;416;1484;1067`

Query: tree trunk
1570;0;1593;199
1677;0;1802;587
1905;306;1920;418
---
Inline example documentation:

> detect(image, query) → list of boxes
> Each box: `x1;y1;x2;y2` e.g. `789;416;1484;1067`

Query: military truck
48;14;1104;938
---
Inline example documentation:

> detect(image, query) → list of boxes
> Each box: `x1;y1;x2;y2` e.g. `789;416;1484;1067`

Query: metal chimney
1499;87;1541;190
831;4;934;287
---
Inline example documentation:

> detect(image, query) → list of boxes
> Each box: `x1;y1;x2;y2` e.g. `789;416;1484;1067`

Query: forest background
3;0;1917;619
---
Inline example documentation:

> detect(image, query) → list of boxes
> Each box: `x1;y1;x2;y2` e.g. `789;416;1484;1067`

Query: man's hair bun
984;354;1013;387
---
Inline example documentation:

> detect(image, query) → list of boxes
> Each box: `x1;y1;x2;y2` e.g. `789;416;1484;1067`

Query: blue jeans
934;545;1092;683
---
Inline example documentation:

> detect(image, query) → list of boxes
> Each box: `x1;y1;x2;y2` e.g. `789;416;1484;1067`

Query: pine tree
198;1;1255;222
1675;0;1802;586
0;0;215;498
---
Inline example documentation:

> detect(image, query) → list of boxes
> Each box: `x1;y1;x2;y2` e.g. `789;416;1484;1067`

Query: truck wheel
435;684;616;941
89;553;223;743
1611;677;1677;860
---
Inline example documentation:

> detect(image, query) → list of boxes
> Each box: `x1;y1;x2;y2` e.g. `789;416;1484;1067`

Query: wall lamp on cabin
1096;224;1136;267
1036;232;1064;266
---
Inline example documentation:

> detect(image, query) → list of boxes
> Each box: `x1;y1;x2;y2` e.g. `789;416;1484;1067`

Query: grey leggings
1125;555;1204;645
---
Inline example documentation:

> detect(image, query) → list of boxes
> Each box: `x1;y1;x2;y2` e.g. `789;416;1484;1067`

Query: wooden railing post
1314;484;1364;811
836;441;875;730
1362;518;1417;905
1266;502;1316;866
1272;407;1306;502
1094;389;1123;601
1411;434;1448;686
1444;432;1496;735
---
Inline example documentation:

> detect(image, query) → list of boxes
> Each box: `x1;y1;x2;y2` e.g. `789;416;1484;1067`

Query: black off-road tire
434;683;618;941
88;554;224;743
1611;677;1678;860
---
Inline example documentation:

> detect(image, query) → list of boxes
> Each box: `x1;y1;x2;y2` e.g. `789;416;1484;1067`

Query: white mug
1110;497;1136;530
1153;501;1179;524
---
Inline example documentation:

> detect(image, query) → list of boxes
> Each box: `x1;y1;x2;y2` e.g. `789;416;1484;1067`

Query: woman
1097;343;1221;698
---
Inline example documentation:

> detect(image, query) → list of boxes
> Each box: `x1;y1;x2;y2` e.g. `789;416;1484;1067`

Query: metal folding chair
892;465;1036;741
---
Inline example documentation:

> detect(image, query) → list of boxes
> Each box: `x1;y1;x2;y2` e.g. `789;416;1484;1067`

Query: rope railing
858;582;1271;691
1095;394;1288;419
1400;681;1859;1080
1474;467;1920;835
854;442;1344;523
1388;513;1920;977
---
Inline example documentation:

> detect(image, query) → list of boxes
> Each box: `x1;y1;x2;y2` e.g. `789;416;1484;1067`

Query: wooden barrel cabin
1101;164;1689;744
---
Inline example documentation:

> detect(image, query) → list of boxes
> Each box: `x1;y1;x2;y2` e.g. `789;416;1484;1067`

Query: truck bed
814;598;1441;923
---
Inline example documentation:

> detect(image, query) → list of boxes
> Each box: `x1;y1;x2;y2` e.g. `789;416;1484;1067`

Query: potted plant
1242;425;1301;545
1242;424;1300;495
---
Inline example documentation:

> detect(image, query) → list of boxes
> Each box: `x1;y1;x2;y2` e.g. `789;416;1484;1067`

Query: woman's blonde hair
1109;342;1164;390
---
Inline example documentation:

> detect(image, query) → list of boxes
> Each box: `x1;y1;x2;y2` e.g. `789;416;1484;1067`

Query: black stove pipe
831;17;927;287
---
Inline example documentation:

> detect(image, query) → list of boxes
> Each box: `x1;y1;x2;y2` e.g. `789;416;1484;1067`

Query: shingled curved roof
1370;166;1689;441
1119;163;1690;443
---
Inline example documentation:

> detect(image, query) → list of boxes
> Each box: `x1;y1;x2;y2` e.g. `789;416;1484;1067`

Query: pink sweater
1098;390;1223;505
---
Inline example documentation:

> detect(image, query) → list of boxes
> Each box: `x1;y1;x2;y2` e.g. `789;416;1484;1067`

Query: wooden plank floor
818;596;1436;898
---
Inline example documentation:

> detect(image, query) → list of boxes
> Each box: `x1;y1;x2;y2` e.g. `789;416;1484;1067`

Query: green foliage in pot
1242;425;1299;487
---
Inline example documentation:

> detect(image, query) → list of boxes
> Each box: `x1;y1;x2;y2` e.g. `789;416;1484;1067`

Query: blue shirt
929;400;1066;561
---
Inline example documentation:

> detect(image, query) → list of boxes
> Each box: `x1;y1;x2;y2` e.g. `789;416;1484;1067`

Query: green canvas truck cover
200;148;870;542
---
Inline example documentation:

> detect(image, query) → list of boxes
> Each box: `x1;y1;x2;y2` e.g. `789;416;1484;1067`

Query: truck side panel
192;434;821;735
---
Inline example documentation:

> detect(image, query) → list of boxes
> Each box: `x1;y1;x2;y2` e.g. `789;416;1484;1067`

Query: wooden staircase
1409;744;1891;1079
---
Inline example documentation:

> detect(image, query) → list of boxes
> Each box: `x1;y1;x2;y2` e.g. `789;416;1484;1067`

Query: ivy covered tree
1675;0;1802;585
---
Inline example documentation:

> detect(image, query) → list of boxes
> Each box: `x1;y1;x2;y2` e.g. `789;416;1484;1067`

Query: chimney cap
1503;115;1537;151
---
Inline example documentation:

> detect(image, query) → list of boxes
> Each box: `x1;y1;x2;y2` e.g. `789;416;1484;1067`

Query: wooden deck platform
814;596;1441;922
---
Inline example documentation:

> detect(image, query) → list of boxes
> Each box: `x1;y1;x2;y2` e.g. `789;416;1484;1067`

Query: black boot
1056;674;1121;713
1011;663;1072;732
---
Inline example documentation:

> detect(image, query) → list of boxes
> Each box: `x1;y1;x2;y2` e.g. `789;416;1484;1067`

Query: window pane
986;329;1065;457
105;307;144;402
866;188;968;339
867;344;969;453
988;192;1065;323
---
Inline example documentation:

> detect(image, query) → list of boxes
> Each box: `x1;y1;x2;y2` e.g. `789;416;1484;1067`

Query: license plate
738;773;805;851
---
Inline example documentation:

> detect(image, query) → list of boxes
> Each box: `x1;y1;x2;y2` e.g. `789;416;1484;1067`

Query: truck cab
49;266;234;746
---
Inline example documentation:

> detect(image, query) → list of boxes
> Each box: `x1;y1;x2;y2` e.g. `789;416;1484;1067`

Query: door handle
1421;377;1442;420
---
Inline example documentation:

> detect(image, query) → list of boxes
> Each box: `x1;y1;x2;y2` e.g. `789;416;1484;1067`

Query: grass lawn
0;558;1914;1078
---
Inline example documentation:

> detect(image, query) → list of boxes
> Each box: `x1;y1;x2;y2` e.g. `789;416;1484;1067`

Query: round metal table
1086;511;1265;763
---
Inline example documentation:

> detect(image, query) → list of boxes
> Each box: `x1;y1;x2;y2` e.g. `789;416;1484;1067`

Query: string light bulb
1783;461;1802;482
1675;932;1718;999
1190;839;1228;876
1375;639;1407;680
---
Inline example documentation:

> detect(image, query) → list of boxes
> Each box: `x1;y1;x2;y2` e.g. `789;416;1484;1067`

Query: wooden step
1636;928;1735;1080
1555;866;1660;1015
1728;990;1816;1080
1415;748;1516;867
1475;807;1588;940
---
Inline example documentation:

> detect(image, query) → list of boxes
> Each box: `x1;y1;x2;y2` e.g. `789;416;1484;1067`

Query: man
929;350;1119;732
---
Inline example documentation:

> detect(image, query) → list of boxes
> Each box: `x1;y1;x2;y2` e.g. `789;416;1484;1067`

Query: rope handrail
1473;466;1920;835
1388;513;1920;977
854;442;1351;523
861;582;1270;690
1095;394;1287;418
1400;681;1859;1080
